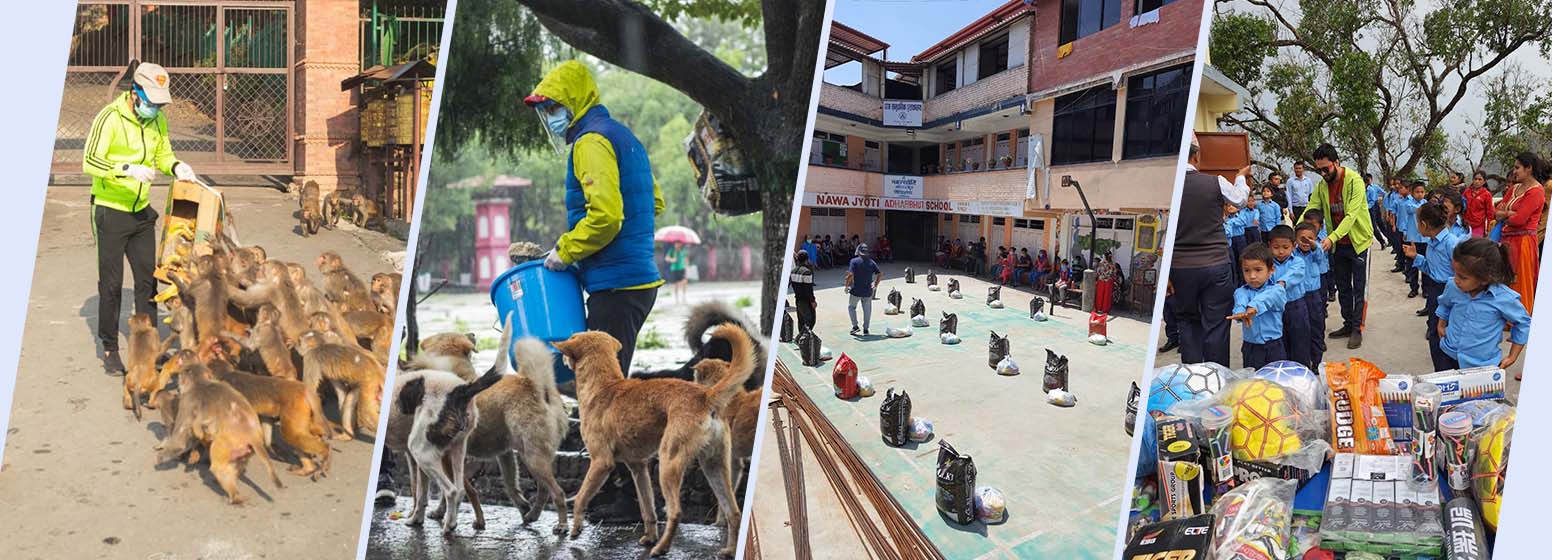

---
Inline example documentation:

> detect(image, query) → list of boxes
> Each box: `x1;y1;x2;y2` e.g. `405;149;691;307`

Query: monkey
350;193;382;230
369;272;402;315
168;254;231;347
297;333;385;441
161;296;198;354
228;260;310;344
154;361;285;505
298;180;322;236
227;245;268;288
122;313;162;420
316;251;374;314
343;309;394;360
224;303;298;380
322;190;350;229
188;343;332;479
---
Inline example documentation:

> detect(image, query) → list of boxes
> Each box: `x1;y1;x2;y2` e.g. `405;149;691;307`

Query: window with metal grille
813;131;848;166
1123;63;1190;160
1060;0;1122;45
936;60;957;96
1052;85;1116;165
978;34;1009;79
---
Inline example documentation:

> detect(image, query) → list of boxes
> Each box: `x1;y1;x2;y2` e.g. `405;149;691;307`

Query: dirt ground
0;185;401;560
753;262;1145;559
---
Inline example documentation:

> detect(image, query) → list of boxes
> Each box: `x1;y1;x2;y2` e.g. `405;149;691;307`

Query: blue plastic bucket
489;261;586;383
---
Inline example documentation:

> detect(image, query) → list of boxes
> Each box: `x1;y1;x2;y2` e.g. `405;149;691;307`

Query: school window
1123;64;1191;160
1015;129;1030;167
978;34;1010;79
1060;0;1123;45
1135;0;1178;14
863;140;882;171
993;133;1012;168
962;215;981;224
1032;219;1046;230
936;60;957;96
1015;219;1029;228
812;131;848;166
1052;85;1116;165
993;217;1006;226
1114;218;1135;230
959;137;986;170
944;214;955;222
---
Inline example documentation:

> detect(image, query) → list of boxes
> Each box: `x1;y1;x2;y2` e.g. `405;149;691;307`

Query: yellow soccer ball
1226;379;1303;461
1474;410;1514;531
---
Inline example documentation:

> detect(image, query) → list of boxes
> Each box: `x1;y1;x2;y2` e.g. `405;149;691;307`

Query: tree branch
519;0;751;120
762;0;797;84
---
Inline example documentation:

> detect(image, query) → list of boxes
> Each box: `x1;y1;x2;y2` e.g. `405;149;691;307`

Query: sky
824;0;1015;85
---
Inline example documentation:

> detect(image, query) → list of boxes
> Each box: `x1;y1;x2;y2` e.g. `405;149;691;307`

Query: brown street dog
552;324;754;557
298;180;322;236
154;361;285;505
122;313;162;420
409;332;479;382
188;343;333;479
463;337;570;532
692;355;761;476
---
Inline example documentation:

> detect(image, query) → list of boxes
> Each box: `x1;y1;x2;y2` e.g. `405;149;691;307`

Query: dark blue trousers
1304;291;1327;365
1423;275;1452;372
1242;338;1287;370
1169;261;1237;366
1282;294;1313;368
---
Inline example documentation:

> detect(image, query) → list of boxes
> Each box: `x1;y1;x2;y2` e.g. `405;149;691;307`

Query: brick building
799;0;1202;281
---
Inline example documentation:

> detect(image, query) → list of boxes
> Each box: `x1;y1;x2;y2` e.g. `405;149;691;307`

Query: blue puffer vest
565;105;661;292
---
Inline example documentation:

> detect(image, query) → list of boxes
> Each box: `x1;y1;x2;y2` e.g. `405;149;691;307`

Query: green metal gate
55;1;293;175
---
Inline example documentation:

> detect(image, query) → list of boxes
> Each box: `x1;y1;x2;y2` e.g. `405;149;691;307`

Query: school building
797;0;1201;279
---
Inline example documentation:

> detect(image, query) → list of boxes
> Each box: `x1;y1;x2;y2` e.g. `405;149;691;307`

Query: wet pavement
366;497;729;559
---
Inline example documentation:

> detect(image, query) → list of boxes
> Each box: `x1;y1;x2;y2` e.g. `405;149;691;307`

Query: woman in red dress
1094;253;1118;314
1494;152;1548;312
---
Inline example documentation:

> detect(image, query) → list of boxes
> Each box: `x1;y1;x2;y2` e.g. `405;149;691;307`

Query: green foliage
435;2;567;158
1209;13;1278;90
643;0;762;27
736;295;753;308
637;326;669;350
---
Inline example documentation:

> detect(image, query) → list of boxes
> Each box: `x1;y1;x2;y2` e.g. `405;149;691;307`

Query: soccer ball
1225;379;1303;461
1254;361;1324;410
1474;409;1514;531
1148;363;1229;415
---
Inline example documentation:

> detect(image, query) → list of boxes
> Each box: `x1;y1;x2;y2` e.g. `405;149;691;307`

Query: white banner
804;191;1024;217
884;174;924;199
882;99;923;127
1027;133;1044;201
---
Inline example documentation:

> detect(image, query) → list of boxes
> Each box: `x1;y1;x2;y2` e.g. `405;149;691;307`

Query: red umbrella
655;225;702;245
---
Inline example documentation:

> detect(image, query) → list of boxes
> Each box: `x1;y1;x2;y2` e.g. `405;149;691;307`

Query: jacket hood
531;60;600;129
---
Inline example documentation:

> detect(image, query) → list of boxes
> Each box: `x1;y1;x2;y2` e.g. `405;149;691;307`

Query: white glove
543;250;568;271
173;162;197;182
122;164;156;183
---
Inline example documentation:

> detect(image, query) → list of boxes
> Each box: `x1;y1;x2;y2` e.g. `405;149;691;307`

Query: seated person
1014;249;1033;285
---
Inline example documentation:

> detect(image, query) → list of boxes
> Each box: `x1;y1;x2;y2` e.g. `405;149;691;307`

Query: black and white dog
630;300;767;391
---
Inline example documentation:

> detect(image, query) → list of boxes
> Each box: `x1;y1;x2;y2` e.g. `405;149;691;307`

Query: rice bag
1322;358;1396;455
832;353;858;399
1211;478;1296;560
975;486;1007;523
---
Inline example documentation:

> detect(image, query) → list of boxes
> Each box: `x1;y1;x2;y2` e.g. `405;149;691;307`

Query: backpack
936;441;977;525
988;331;1010;369
910;298;926;318
880;388;912;447
797;330;823;367
832;353;858;399
1043;349;1069;393
940;312;958;335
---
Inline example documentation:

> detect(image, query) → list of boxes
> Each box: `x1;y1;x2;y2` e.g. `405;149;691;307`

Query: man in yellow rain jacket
83;62;197;374
524;61;664;373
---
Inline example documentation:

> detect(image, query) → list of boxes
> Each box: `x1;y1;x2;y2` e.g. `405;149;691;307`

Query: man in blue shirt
846;244;883;336
1286;161;1316;222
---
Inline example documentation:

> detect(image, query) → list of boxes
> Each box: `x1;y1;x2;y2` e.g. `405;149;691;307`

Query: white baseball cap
133;63;173;105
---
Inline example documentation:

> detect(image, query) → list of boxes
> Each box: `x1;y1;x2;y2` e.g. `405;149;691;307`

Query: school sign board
882;100;923;127
884;175;924;199
804;191;1024;217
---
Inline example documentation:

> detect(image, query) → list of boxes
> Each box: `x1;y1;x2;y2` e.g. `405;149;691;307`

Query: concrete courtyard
753;261;1146;559
1156;250;1524;403
0;185;402;559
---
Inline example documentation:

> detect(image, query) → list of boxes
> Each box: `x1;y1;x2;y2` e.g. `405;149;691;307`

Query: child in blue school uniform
1397;181;1428;298
1405;202;1468;370
1244;195;1263;244
1386;179;1409;272
1226;202;1248;274
1436;238;1532;378
1440;191;1471;238
1230;243;1288;369
1267;225;1311;367
1258;186;1282;238
1301;212;1334;302
1295;222;1328;365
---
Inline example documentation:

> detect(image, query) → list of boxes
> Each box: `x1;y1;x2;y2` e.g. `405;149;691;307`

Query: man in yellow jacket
83;62;197;373
524;61;664;373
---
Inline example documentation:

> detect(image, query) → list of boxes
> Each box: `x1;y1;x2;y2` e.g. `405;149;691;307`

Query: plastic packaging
1088;334;1110;346
940;332;961;345
1211;478;1297;560
780;309;794;342
796;330;823;366
1045;389;1076;407
855;376;875;398
1125;381;1141;436
904;268;915;284
1410;381;1442;486
1043;349;1069;392
1444;497;1490;560
987;286;1001;306
1139;363;1231;478
1202;404;1237;496
988;331;1010;369
1029;297;1045;319
885;326;913;338
1322;358;1396;455
880;388;911;446
939;312;958;335
926;270;937;287
975;486;1007;523
936;441;977;525
1439;411;1474;495
910;298;926;318
949;290;963;299
1473;408;1514;531
1254;360;1323;411
911;315;930;328
995;356;1020;376
888;288;902;310
884;305;900;315
818;346;832;361
1032;311;1049;322
909;417;934;442
832;353;858;399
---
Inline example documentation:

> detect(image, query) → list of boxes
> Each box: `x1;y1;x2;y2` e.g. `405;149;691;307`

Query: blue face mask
133;88;160;120
544;108;571;138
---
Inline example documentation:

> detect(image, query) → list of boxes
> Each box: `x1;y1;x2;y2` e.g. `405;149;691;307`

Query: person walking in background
1303;143;1374;350
845;244;882;336
526;60;663;374
664;241;690;306
1287;161;1316;223
1463;170;1494;237
83;62;198;374
1095;253;1118;314
789;250;818;333
1493;152;1548;313
1169;134;1251;366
